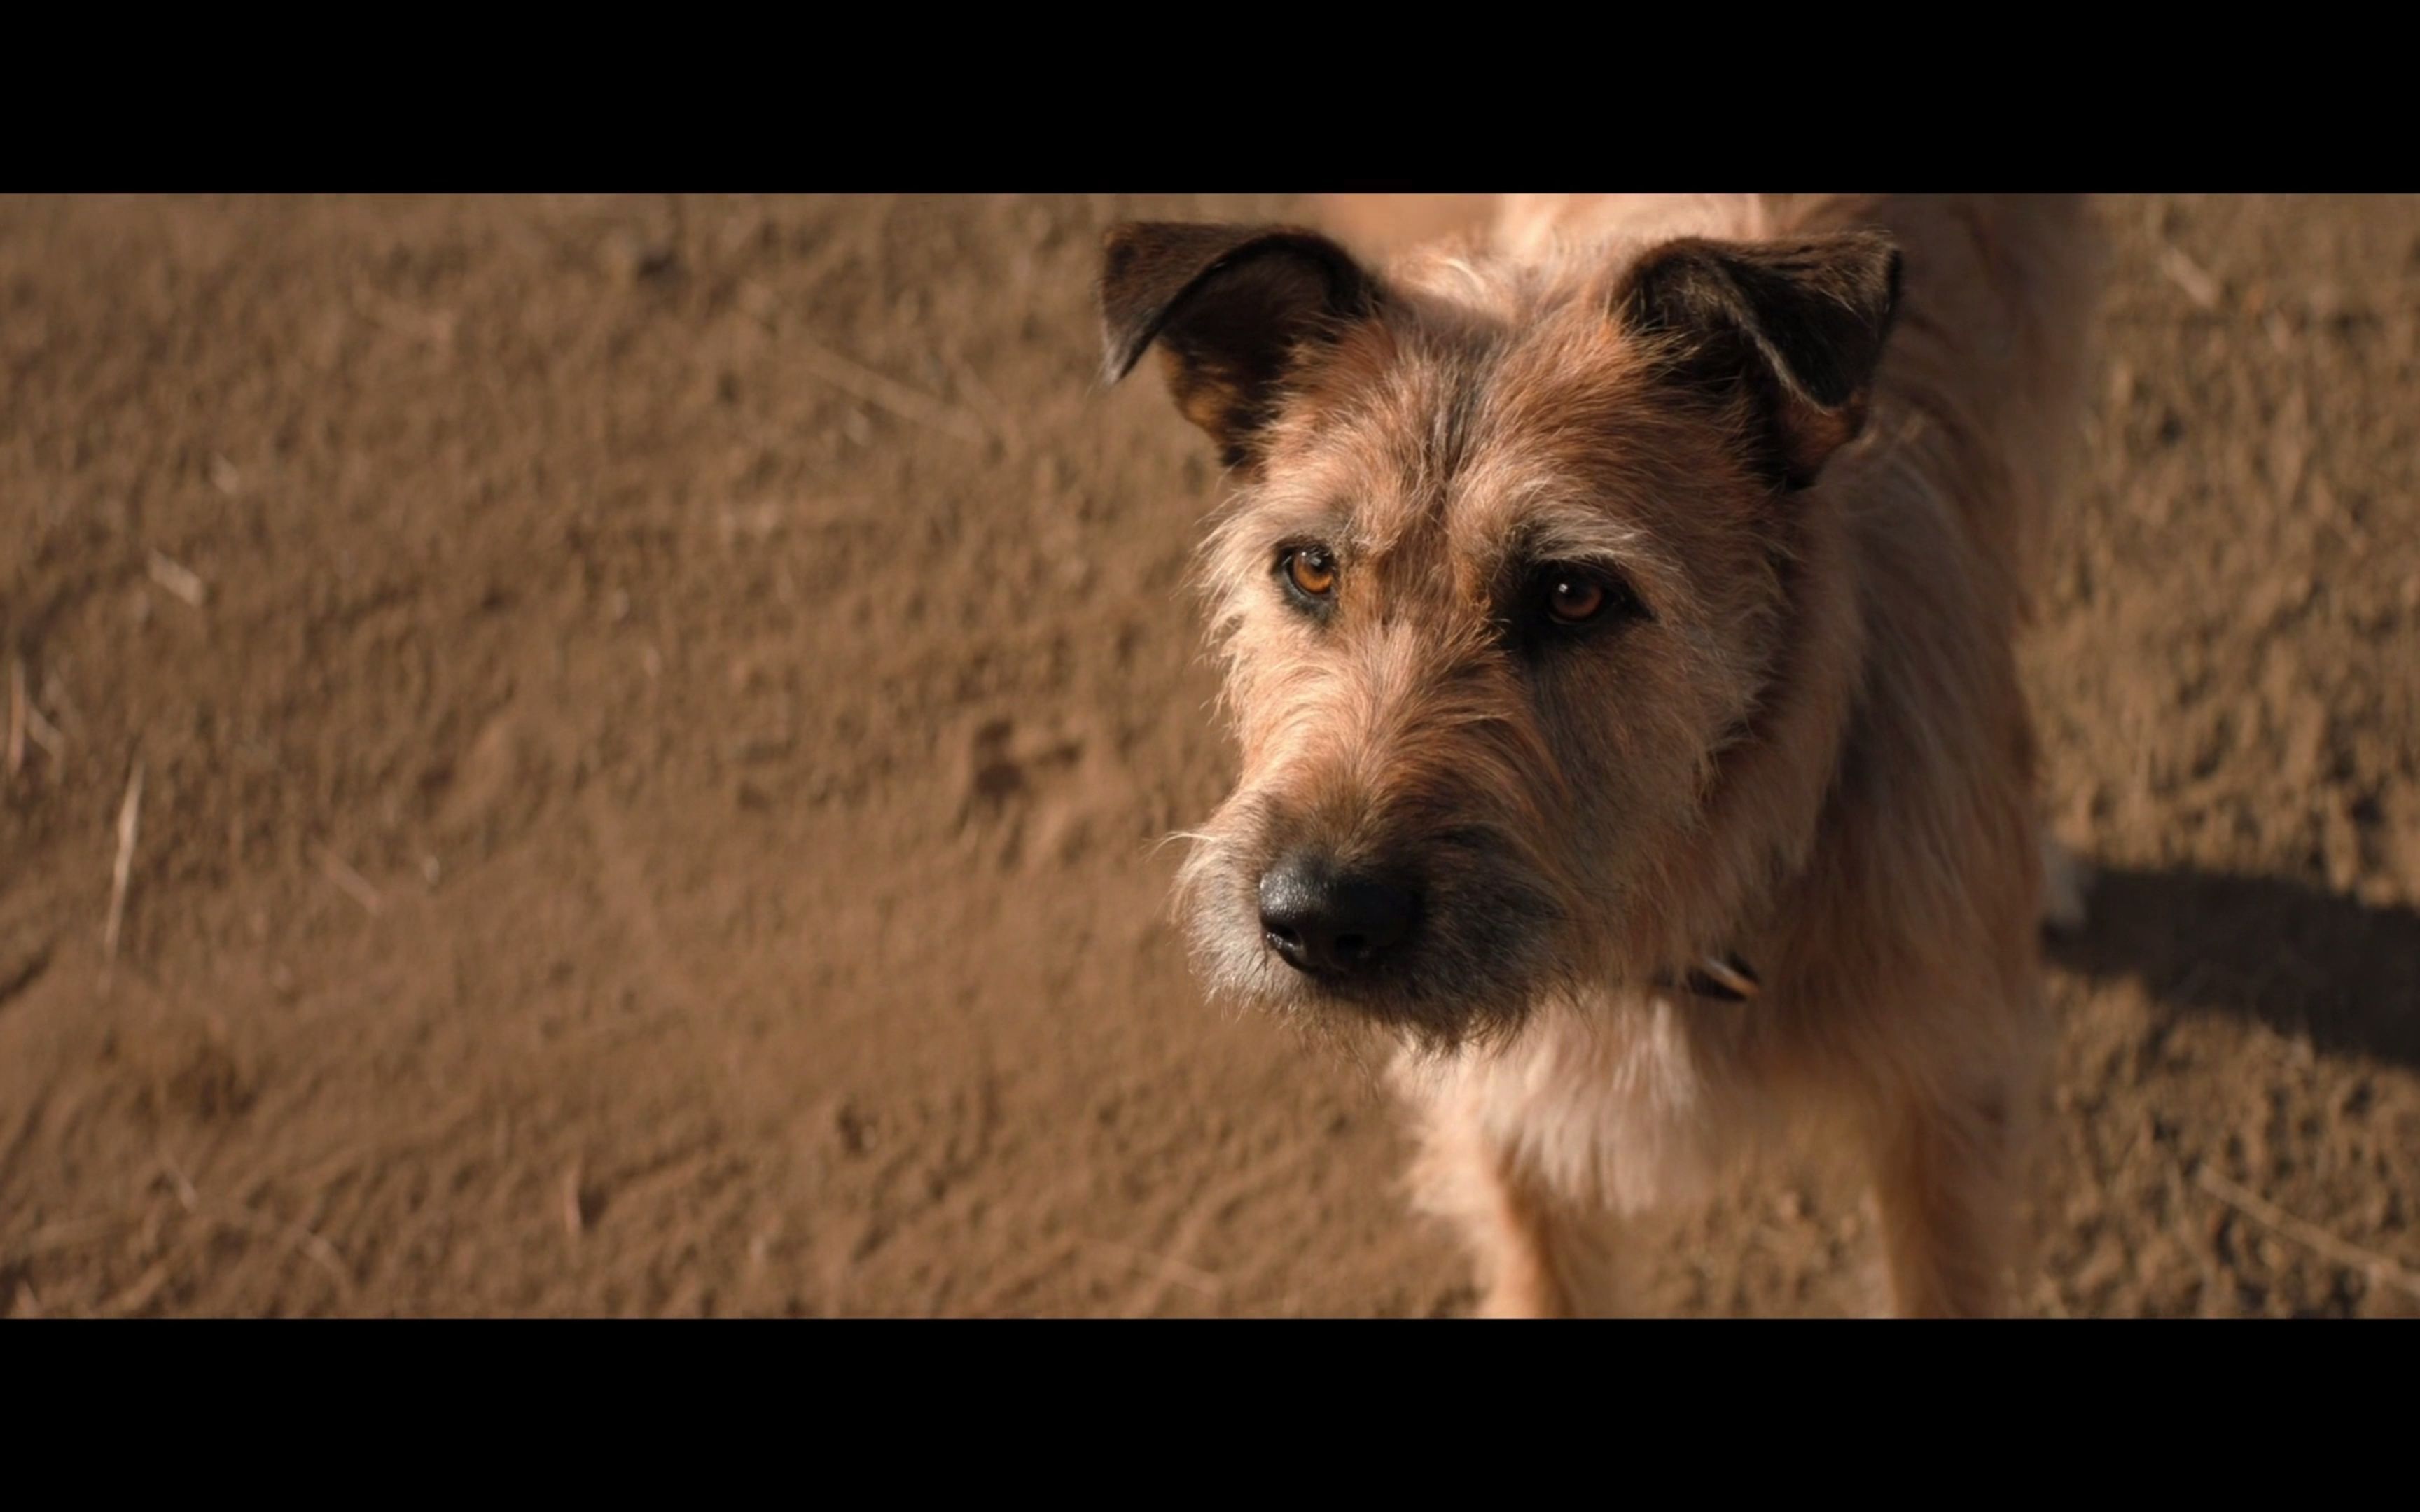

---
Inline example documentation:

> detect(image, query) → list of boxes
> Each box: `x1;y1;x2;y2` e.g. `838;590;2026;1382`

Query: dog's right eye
1278;546;1338;608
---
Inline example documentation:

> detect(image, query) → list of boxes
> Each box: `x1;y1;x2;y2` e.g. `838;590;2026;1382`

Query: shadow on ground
2053;862;2420;1068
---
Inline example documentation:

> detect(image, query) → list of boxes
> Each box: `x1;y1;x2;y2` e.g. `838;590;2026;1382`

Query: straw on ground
104;759;144;961
2196;1163;2420;1303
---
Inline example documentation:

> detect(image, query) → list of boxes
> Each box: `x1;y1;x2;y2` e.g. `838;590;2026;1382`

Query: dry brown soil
3;193;2415;1316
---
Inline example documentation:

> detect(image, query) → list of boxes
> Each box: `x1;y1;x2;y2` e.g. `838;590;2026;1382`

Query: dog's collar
1654;953;1762;1004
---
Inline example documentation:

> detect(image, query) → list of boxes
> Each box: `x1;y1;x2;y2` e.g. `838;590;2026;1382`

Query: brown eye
1544;573;1607;623
1284;547;1337;600
1512;563;1645;651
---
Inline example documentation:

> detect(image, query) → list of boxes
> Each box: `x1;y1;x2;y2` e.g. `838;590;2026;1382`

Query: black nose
1257;854;1420;977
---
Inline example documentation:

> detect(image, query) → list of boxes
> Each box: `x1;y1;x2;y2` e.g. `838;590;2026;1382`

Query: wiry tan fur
1121;195;2101;1317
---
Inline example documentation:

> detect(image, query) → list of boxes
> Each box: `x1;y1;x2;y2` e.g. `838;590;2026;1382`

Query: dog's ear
1098;221;1377;468
1615;231;1903;489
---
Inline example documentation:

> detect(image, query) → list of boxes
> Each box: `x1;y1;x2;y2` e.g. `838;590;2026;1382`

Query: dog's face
1101;220;1901;1050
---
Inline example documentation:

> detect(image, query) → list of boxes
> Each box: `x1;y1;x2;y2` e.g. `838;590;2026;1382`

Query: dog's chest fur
1400;989;1780;1214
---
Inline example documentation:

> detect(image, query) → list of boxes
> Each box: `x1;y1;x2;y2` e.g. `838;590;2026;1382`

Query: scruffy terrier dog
1099;195;2097;1317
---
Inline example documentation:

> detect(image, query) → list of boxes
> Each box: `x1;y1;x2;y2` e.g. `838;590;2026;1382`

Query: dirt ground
3;193;2415;1317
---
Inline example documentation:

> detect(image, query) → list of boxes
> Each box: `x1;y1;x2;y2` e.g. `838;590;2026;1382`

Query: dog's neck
1646;453;1877;1007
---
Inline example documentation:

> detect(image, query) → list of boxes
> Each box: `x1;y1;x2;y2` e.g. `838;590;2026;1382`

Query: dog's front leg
1407;1094;1621;1318
1864;1077;2026;1318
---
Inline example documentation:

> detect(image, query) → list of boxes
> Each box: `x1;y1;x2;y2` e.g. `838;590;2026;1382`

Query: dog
1097;195;2099;1316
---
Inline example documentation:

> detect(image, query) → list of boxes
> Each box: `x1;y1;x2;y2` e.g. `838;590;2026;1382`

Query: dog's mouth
1247;911;1561;1052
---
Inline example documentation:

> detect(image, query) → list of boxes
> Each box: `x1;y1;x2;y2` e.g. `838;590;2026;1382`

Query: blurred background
1;193;2414;1317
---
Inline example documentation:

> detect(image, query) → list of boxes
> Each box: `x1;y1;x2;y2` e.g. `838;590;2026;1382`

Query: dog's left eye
1545;575;1606;623
1535;564;1642;628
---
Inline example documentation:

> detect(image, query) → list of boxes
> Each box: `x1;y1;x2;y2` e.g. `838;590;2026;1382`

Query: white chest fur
1397;990;1777;1217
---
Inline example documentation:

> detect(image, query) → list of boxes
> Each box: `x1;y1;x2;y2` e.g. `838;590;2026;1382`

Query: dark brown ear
1097;221;1376;468
1615;231;1903;489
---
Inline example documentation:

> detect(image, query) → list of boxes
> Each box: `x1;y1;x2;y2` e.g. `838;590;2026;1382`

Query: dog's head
1101;217;1901;1050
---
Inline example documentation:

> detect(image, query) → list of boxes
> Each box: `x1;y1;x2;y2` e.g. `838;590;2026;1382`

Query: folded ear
1097;221;1377;468
1615;230;1903;489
